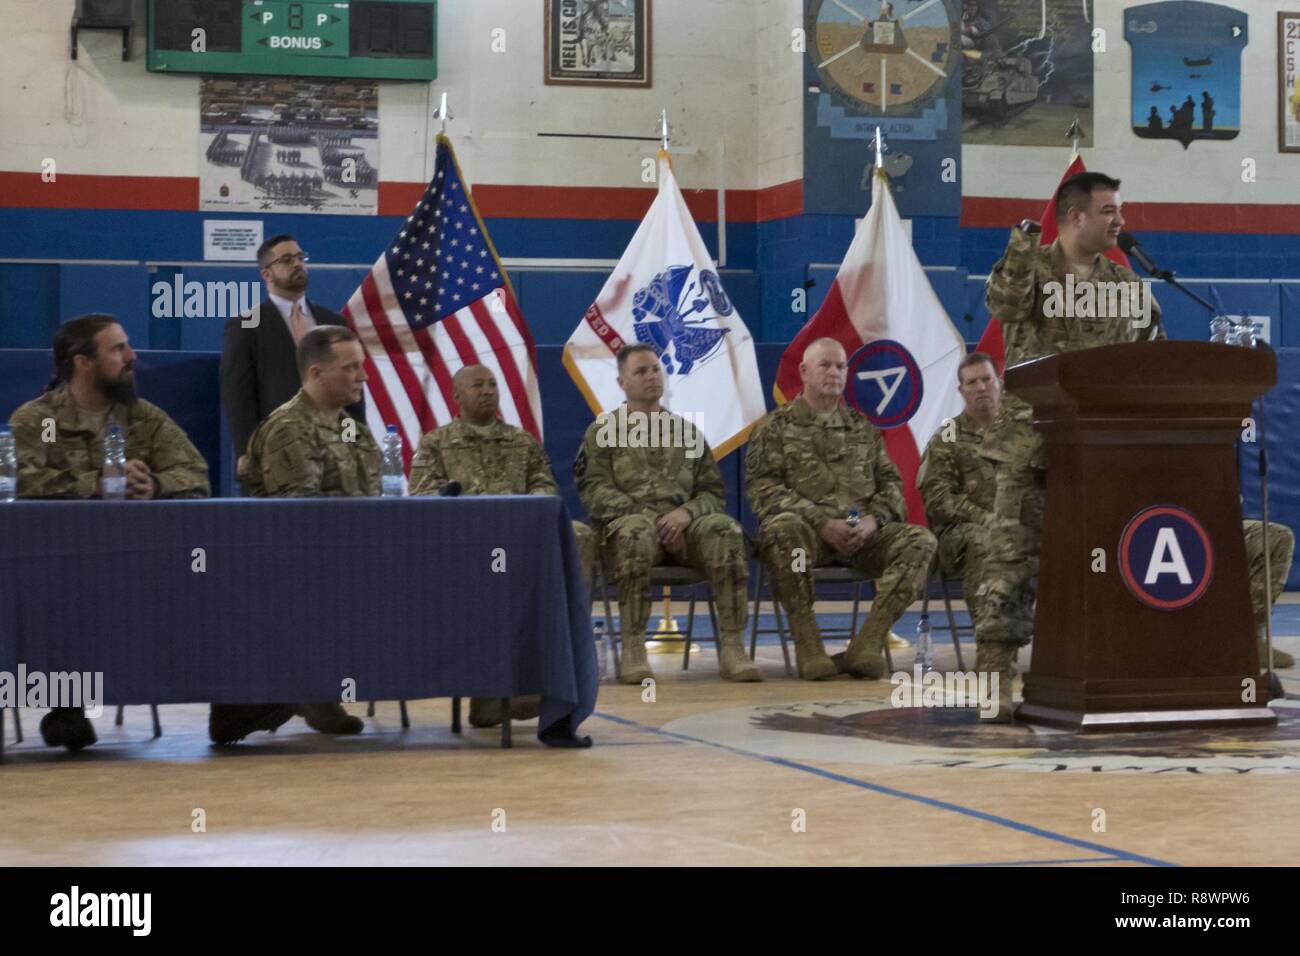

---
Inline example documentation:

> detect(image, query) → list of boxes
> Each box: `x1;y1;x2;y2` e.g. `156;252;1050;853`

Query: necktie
289;300;310;343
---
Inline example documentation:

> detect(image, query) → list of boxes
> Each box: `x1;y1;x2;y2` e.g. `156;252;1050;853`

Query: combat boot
618;632;654;685
208;703;297;745
1258;639;1295;670
975;642;1016;723
298;702;364;735
469;695;542;727
842;615;889;679
789;614;838;680
39;707;97;752
717;632;763;682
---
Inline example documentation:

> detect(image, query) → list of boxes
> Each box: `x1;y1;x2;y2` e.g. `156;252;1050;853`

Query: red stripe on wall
961;197;1300;235
0;172;198;210
5;171;1300;234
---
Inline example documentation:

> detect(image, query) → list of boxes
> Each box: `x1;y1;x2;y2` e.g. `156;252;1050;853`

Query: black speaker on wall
72;0;135;61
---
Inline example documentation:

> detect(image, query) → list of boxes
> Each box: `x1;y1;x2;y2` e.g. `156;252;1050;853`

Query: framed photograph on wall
544;0;651;88
1281;11;1300;152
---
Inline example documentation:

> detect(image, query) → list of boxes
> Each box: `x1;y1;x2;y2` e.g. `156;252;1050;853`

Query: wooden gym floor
1;599;1297;867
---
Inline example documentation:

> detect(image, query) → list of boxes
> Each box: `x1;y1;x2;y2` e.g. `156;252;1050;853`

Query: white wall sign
203;220;264;262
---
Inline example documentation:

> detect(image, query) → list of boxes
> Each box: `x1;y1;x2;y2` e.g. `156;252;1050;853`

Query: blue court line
593;710;1177;868
932;857;1126;867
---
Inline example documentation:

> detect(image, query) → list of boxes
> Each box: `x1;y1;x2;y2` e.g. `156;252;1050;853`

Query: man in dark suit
221;233;364;478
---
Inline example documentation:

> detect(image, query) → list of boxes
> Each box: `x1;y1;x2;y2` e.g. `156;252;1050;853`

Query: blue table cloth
0;497;597;746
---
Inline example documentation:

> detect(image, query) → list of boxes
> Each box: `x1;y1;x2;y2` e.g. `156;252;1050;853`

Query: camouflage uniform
918;411;995;627
244;390;379;497
575;407;757;682
746;396;937;679
979;229;1166;685
1243;519;1295;669
9;384;210;499
409;416;595;592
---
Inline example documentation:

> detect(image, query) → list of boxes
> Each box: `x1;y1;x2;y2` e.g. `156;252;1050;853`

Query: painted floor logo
661;698;1300;774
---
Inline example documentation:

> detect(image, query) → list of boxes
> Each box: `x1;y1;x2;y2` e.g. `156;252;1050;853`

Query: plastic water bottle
915;612;934;673
101;424;127;500
0;425;16;502
593;620;609;681
846;504;861;526
381;425;404;497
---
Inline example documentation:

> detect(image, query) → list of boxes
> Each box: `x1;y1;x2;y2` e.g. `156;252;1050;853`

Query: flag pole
873;124;911;651
648;105;683;652
1066;114;1083;160
434;92;453;137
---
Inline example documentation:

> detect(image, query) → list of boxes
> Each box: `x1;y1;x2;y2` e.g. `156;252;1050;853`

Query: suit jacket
220;298;365;455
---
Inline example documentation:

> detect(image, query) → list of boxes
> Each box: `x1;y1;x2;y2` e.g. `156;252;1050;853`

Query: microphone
1117;232;1161;276
439;480;462;498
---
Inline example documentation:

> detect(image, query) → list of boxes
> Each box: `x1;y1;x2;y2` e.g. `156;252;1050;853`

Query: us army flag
774;168;965;524
562;152;766;458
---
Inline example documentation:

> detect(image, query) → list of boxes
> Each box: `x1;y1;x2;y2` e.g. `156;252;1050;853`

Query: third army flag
774;168;965;525
563;151;765;458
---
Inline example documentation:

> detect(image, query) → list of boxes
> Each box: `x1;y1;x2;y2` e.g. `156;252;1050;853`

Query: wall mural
1125;1;1248;150
803;0;964;218
960;0;1095;148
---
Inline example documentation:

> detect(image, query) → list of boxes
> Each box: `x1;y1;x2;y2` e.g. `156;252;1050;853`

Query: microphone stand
1130;256;1285;701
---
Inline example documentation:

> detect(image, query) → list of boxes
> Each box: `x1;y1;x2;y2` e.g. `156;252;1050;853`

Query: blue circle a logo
1119;505;1215;611
845;339;923;429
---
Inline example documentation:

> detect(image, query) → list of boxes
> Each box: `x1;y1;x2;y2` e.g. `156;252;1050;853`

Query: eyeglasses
267;252;310;267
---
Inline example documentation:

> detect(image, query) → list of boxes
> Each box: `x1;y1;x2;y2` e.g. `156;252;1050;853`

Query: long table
0;497;597;755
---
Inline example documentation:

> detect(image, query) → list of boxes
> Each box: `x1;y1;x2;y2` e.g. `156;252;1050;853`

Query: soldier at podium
979;172;1165;717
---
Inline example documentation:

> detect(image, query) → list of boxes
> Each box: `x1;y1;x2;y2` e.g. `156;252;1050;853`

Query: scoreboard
147;0;437;80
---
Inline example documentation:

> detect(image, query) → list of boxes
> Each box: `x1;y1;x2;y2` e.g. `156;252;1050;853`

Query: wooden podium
1005;340;1278;732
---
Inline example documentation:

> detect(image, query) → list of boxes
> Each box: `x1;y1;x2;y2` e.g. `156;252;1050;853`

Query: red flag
974;155;1131;372
774;171;966;525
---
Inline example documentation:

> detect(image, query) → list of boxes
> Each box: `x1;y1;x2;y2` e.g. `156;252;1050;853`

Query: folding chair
450;697;513;749
366;700;410;729
594;560;720;678
935;574;971;671
748;562;871;676
114;705;162;739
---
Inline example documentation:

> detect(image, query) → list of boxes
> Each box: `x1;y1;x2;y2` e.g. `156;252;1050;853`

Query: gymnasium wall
2;0;1298;583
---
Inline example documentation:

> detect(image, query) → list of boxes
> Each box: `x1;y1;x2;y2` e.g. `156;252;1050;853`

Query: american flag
344;135;542;467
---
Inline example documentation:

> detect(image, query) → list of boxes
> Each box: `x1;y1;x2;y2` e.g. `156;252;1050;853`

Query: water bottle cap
387;424;398;434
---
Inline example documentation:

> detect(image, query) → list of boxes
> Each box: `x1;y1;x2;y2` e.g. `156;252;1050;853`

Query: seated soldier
1244;519;1295;671
9;314;210;751
230;326;380;744
746;338;937;680
918;352;1000;652
575;343;761;685
409;363;596;727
